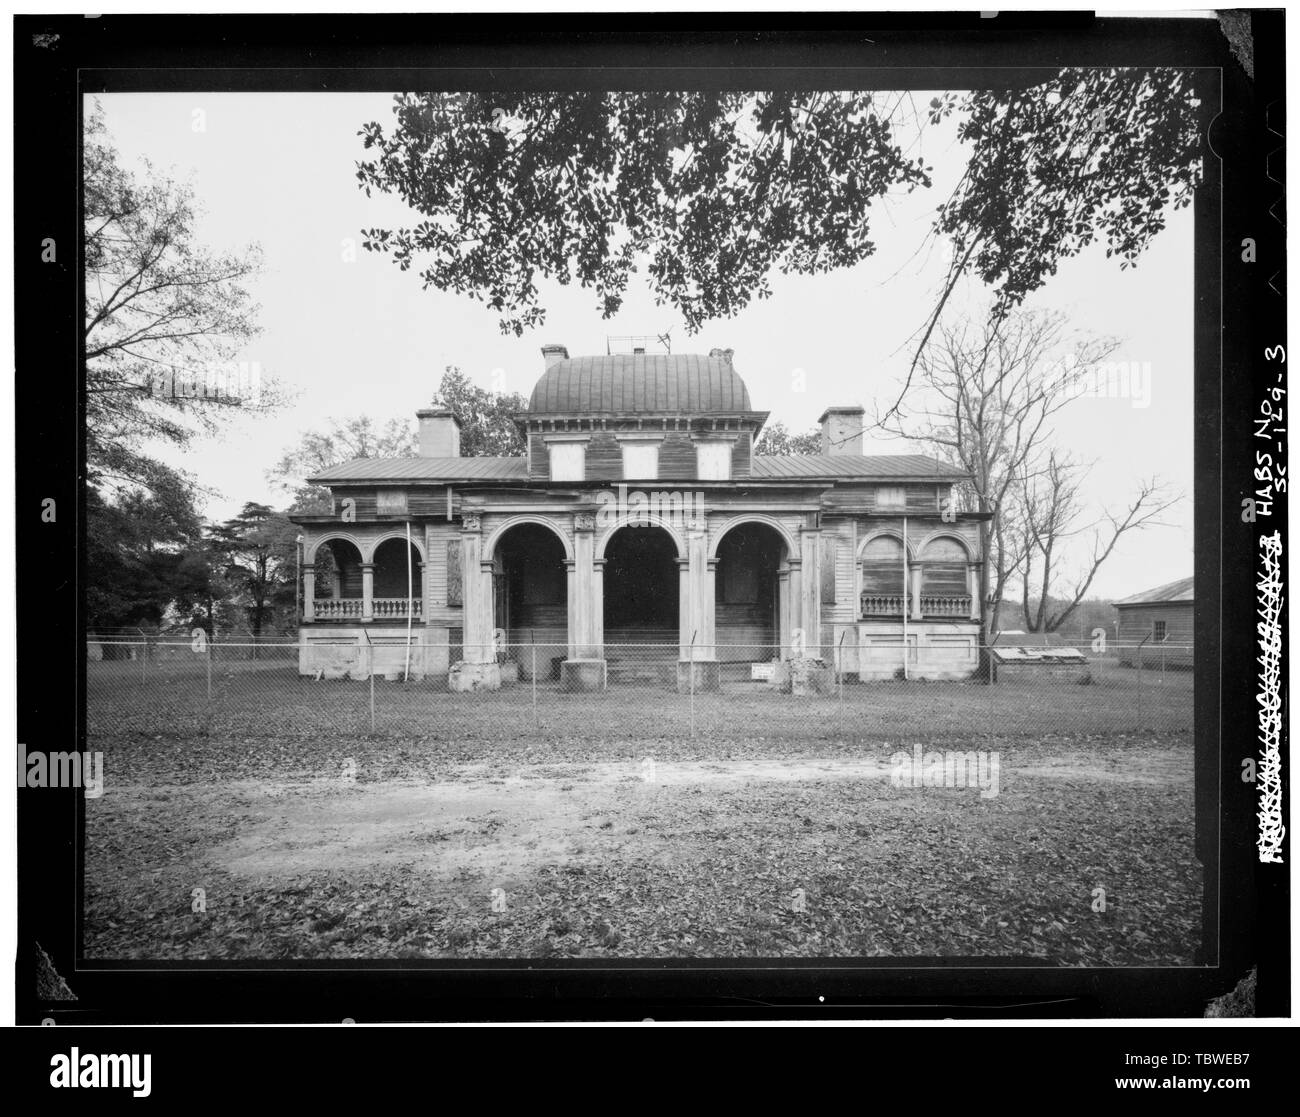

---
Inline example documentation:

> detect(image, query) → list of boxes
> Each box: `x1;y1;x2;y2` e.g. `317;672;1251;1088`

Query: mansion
292;345;987;690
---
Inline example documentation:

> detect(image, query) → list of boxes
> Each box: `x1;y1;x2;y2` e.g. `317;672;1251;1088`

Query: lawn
82;663;1199;964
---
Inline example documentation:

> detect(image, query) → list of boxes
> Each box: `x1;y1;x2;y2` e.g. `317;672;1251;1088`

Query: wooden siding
1116;602;1193;666
526;428;753;482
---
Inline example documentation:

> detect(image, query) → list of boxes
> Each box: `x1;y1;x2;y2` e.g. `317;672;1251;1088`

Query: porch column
678;525;719;691
459;518;493;664
302;564;316;622
967;563;981;621
910;562;923;621
564;559;577;655
684;527;715;659
360;563;374;622
570;514;600;658
787;558;803;655
592;559;605;651
446;512;500;689
561;511;604;689
799;527;822;655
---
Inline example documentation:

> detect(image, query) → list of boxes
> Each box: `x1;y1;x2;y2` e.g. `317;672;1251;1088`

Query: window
696;441;731;480
876;486;906;510
919;537;968;596
860;536;906;602
549;442;586;481
376;489;408;515
1153;619;1167;643
621;441;659;480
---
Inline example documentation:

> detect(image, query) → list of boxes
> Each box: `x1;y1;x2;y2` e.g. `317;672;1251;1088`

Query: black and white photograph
7;5;1290;1052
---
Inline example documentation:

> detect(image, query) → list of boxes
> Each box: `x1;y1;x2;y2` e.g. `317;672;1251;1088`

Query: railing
861;594;907;616
920;594;972;617
373;597;422;620
860;594;971;618
310;598;422;621
313;598;363;620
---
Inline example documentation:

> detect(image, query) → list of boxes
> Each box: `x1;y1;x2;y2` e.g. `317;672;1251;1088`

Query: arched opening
603;526;679;643
313;538;364;620
372;537;423;620
495;522;569;652
714;521;787;662
860;535;907;617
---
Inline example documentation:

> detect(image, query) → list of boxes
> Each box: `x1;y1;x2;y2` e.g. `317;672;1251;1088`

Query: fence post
1135;635;1150;726
206;635;213;701
369;669;376;734
531;633;537;727
689;630;697;739
837;629;847;738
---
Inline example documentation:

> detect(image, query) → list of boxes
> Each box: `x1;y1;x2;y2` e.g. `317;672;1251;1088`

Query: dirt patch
211;750;1187;881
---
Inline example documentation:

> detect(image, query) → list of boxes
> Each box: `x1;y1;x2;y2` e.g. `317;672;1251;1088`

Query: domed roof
528;353;752;415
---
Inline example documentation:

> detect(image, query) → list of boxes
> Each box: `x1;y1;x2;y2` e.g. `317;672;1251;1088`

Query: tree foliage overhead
357;74;1202;346
359;91;936;334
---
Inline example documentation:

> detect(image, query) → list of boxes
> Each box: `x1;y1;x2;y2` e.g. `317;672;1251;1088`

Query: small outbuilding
1113;576;1193;668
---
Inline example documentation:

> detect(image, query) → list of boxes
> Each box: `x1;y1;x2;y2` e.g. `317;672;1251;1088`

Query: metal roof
529;353;753;414
312;452;965;484
1113;576;1194;606
310;456;528;483
750;454;967;480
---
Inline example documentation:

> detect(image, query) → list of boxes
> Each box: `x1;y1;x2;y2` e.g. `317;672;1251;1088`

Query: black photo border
12;9;1288;1024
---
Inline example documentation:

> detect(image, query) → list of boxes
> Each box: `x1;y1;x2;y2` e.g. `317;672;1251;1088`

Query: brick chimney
416;408;461;457
818;405;865;456
541;343;569;369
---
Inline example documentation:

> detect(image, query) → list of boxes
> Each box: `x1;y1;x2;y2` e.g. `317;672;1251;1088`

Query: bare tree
878;309;1121;642
84;101;270;495
1017;453;1180;633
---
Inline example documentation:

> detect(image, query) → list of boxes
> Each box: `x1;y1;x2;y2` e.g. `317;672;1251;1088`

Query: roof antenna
657;328;673;354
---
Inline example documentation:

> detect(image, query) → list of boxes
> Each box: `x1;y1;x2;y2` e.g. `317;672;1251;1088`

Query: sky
91;89;1195;601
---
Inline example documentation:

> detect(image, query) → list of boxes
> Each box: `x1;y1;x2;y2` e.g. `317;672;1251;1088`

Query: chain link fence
86;637;1194;744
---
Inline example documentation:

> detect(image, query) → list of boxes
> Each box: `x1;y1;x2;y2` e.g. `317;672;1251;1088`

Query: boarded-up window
377;489;408;514
876;486;905;510
820;536;836;604
621;441;659;479
860;536;905;596
920;536;968;595
446;539;462;606
696;442;731;480
549;442;586;481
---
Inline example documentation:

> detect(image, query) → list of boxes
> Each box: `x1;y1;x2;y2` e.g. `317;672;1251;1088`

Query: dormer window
545;435;589;481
